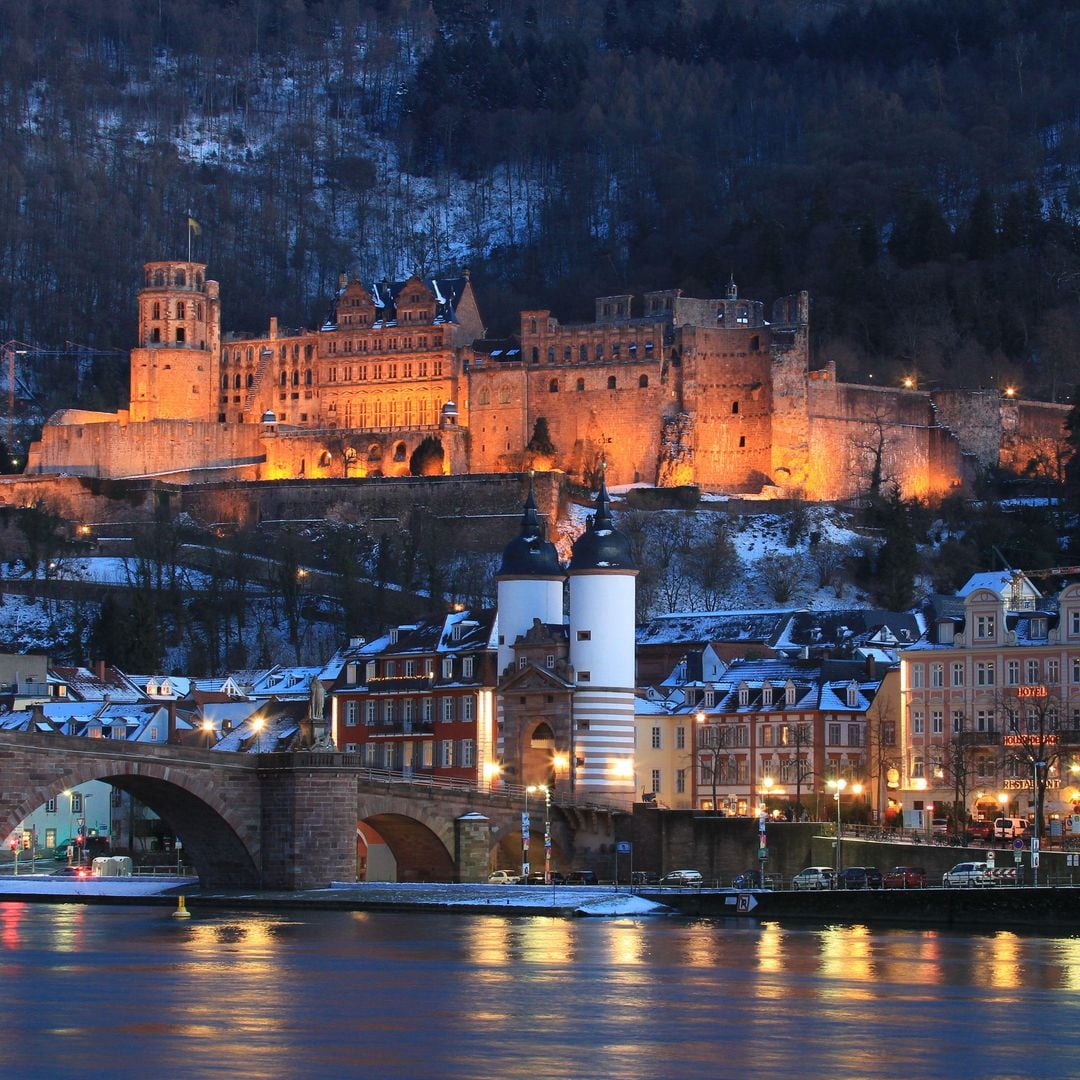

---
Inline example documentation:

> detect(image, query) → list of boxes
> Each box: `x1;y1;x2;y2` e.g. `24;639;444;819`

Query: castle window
221;375;229;390
530;319;537;333
549;379;559;393
739;435;746;447
750;335;760;351
292;370;299;386
176;301;186;319
564;346;572;361
607;376;616;389
732;401;739;414
293;345;300;361
612;343;620;356
498;387;511;404
547;346;555;363
737;304;748;324
531;347;539;363
393;442;406;462
246;373;254;387
247;347;254;363
639;375;648;388
220;349;228;365
175;270;186;286
279;371;287;387
478;388;490;406
595;344;603;360
154;270;165;286
152;302;160;319
175;328;185;342
305;369;312;385
580;345;588;362
577;378;585;391
234;375;241;389
151;328;160;343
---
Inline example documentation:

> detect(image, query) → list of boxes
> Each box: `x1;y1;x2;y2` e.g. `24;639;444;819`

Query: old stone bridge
0;733;620;889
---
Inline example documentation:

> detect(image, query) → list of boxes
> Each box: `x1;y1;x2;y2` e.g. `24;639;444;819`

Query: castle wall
1000;399;1071;477
26;416;265;480
805;382;964;500
930;389;1002;467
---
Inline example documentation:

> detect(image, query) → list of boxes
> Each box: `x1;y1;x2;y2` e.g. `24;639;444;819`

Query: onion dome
568;473;636;571
498;478;562;577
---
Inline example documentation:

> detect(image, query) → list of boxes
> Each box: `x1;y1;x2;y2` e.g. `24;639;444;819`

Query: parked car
966;820;994;842
50;865;91;878
943;861;992;887
660;869;703;887
564;870;598;886
883;866;928;889
932;817;949;835
487;869;521;885
792;866;835;891
836;866;883;890
993;817;1029;840
630;871;659;886
732;869;766;889
522;872;566;885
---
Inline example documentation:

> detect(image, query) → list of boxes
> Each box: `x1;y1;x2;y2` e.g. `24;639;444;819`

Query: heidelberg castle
25;259;1070;500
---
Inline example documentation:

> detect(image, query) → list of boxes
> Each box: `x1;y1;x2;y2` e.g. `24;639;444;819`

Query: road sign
1031;837;1040;853
987;850;995;868
616;841;631;854
736;893;758;913
1013;838;1024;850
1032;852;1040;869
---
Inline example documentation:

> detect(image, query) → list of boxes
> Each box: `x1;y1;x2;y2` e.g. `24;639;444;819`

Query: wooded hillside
1;0;1079;403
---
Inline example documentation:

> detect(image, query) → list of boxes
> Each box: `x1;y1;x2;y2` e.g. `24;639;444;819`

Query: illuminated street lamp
527;783;551;883
828;778;846;873
482;760;502;793
201;718;215;749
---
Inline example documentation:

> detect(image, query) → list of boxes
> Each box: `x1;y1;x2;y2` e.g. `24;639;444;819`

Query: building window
439;740;454;767
365;701;376;726
549;379;558;393
676;769;686;794
1048;659;1060;684
975;662;995;687
345;701;359;726
976;709;992;732
930;664;943;688
579;671;591;682
462;696;475;722
1026;659;1041;684
952;710;964;734
909;665;924;689
462;657;474;679
975;614;996;639
848;724;861;746
651;769;661;794
71;794;83;813
676;726;685;749
882;721;896;746
828;723;841;745
442;698;455;722
651;726;661;749
404;659;416;677
442;658;453;679
46;798;56;814
912;710;925;735
460;739;475;768
1006;660;1020;685
422;698;434;721
951;663;964;687
932;710;944;735
577;630;591;641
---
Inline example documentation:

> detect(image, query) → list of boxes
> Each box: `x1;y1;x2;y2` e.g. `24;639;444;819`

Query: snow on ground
325;880;673;915
0;875;197;897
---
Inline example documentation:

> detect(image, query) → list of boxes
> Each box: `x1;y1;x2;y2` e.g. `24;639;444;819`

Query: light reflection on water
3;903;1080;1078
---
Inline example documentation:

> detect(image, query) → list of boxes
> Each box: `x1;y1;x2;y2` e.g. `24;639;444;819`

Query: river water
3;902;1079;1079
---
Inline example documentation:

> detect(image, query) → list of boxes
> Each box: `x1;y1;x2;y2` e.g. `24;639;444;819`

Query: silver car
792;866;835;891
942;862;991;887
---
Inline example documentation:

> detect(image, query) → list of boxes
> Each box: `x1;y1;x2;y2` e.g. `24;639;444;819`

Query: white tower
567;473;637;806
495;478;565;678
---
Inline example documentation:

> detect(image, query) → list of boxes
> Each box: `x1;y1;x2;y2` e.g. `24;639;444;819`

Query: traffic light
7;837;16;852
76;834;85;847
21;833;30;850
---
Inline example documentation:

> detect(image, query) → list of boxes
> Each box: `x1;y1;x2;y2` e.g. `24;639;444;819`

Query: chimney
94;659;106;681
167;700;177;744
865;655;877;681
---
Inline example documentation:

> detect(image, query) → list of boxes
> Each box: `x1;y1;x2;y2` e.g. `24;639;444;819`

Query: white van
993;817;1028;839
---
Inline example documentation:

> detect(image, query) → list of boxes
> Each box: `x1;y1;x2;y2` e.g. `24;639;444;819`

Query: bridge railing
280;754;629;814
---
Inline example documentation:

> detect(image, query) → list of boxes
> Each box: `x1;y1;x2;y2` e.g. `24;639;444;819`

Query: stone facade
26;261;1072;500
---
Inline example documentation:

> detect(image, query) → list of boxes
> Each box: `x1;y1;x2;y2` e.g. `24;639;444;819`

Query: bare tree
757;550;806;604
1000;689;1065;842
783;721;814;818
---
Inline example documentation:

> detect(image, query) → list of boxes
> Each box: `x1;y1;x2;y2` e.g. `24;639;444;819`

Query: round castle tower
495;476;565;679
567;472;637;804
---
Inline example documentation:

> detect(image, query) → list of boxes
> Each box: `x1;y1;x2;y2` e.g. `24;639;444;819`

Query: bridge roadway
0;732;620;889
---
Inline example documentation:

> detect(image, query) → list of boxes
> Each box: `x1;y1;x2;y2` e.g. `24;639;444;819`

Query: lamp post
81;793;93;866
528;783;551;884
1033;760;1045;888
521;786;532;881
62;789;73;865
828;778;847;874
695;710;720;814
202;719;215;749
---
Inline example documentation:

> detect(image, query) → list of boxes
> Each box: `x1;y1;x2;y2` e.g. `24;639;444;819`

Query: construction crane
1;339;32;447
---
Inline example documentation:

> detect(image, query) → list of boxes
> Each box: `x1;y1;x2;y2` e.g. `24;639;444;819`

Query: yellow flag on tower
187;215;202;236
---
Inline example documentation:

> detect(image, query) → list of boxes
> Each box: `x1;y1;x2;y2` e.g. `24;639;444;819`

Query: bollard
172;895;192;919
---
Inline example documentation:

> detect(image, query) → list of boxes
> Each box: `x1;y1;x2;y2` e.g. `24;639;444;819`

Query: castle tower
567;471;638;805
495;476;565;678
129;260;220;423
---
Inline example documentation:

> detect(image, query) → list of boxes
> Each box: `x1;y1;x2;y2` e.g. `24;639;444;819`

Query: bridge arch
359;813;455;882
2;743;263;888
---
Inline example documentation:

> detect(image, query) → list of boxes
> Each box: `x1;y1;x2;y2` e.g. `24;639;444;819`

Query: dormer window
463;657;474;678
846;682;858;708
762;684;773;707
704;689;715;708
738;685;749;707
785;682;796;706
975;614;996;640
452;624;463;642
366;661;377;682
443;658;453;678
1031;617;1047;639
390;628;400;644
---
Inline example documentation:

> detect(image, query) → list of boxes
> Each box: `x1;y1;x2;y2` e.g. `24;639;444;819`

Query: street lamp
828;778;847;874
62;789;73;865
528;783;551;883
521;786;533;881
201;719;215;749
696;710;720;814
1033;760;1045;888
760;775;774;815
482;760;502;792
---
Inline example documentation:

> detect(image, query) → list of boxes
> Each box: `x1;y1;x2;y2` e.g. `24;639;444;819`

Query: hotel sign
1015;685;1049;698
1003;734;1058;747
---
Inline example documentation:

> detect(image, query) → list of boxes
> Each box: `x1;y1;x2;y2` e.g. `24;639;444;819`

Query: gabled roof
49;666;145;703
